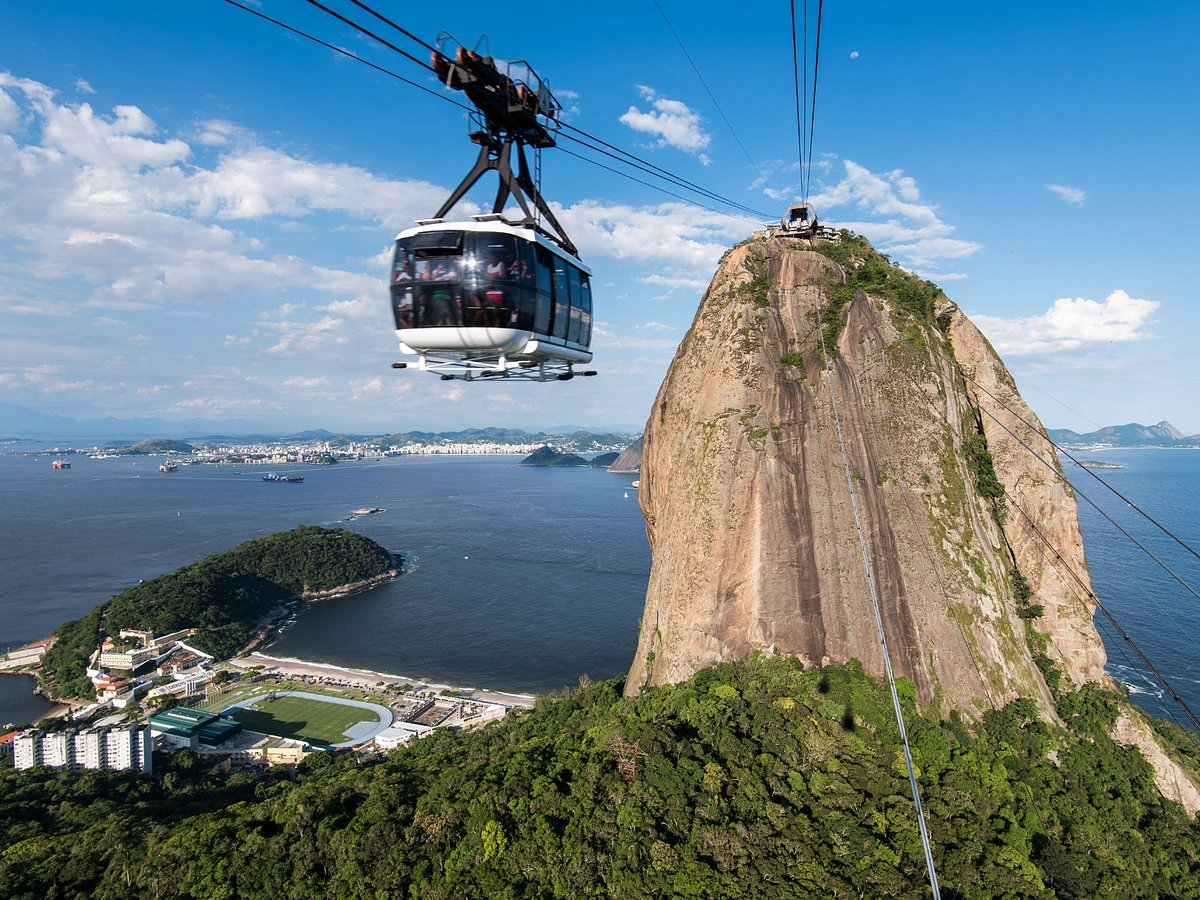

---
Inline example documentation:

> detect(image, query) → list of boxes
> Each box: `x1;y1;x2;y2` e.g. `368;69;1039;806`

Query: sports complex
210;688;392;749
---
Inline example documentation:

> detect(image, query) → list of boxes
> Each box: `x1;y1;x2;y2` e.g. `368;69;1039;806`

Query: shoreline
230;652;536;709
0;670;75;721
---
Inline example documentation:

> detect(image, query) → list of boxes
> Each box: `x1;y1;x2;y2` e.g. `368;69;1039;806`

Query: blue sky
1;0;1196;434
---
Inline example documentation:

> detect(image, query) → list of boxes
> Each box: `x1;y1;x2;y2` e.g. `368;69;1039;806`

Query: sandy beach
230;652;536;709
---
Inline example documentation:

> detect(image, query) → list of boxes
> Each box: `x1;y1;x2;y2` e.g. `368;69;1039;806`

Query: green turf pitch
229;695;374;745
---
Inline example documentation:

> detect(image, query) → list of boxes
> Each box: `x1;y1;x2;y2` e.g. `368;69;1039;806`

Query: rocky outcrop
626;236;1106;720
1111;708;1200;814
518;446;588;467
608;438;643;474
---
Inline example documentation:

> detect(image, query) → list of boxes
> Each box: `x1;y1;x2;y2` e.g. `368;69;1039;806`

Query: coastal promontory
518;446;589;467
39;526;400;698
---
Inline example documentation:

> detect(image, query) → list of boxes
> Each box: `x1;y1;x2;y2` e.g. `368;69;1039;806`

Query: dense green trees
4;656;1198;897
40;526;398;697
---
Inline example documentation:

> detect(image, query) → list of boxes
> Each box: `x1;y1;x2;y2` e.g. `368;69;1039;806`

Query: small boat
262;472;304;483
51;459;71;469
624;491;629;499
630;480;640;489
159;461;178;473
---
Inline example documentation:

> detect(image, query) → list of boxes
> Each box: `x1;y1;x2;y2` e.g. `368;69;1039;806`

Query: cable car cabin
390;218;594;381
782;203;817;233
769;203;841;242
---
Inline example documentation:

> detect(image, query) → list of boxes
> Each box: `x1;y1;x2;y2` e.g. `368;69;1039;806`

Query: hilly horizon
1049;420;1200;447
0;403;642;444
4;400;1194;448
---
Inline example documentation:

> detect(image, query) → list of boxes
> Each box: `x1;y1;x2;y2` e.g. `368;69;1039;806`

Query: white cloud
74;79;96;95
808;160;982;273
639;273;710;293
973;290;1159;356
560;199;747;275
189;146;446;223
618;86;711;164
590;321;680;351
1045;183;1087;206
282;376;328;389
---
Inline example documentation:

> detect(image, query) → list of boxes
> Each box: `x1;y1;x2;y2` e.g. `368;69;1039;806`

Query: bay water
0;450;1196;730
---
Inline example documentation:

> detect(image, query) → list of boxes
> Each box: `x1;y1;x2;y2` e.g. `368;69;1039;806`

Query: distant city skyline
1;2;1197;434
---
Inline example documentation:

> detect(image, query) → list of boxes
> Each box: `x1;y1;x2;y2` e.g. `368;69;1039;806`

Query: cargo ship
51;459;71;470
262;472;303;483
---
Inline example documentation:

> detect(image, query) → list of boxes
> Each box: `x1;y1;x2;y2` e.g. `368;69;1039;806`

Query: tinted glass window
393;239;415;286
390;231;469;328
414;255;459;282
517;241;537;288
552;256;570;340
410;230;464;252
567;266;583;343
534;246;553;335
415;282;461;327
391;285;415;329
474;233;519;282
578;274;593;346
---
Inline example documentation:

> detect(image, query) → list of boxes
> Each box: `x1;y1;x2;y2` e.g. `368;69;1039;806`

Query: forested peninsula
4;656;1200;897
39;526;400;698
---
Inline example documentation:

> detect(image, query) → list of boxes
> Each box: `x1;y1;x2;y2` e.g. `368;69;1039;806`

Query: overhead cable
558;131;773;220
556;146;760;224
805;0;824;202
651;0;766;183
814;289;942;899
789;0;806;193
857;297;1200;733
343;0;437;53
959;373;1200;566
220;0;468;110
227;0;775;223
301;0;433;72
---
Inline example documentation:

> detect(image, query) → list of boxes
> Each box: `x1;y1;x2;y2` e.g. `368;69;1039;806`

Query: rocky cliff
626;233;1111;720
608;437;643;474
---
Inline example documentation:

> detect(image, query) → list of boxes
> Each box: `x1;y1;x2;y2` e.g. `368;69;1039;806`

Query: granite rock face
625;237;1106;717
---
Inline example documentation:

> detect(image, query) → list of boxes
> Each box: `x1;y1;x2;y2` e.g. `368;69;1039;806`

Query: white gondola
391;217;592;381
390;34;596;382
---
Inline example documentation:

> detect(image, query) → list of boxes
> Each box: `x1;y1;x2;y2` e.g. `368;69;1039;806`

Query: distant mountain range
1048;421;1200;448
0;404;640;444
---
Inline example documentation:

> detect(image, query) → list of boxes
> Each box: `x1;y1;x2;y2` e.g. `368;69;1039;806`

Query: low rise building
98;646;155;671
374;721;433;750
149;706;242;750
253;737;310;765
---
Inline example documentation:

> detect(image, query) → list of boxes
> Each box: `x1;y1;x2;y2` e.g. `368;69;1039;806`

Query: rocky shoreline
299;565;402;602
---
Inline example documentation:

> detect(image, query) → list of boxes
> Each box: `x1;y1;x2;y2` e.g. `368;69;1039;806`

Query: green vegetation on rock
964;430;1005;501
812;231;946;348
40;526;398;697
4;656;1199;898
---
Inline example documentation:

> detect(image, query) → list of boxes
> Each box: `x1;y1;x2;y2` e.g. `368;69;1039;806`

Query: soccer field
228;693;387;746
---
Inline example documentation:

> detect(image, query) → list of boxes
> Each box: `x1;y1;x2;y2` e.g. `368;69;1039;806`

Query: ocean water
1;450;1197;730
0;454;650;727
1064;450;1200;730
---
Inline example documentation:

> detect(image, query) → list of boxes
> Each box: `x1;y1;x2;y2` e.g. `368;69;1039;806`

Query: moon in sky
850;50;860;59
